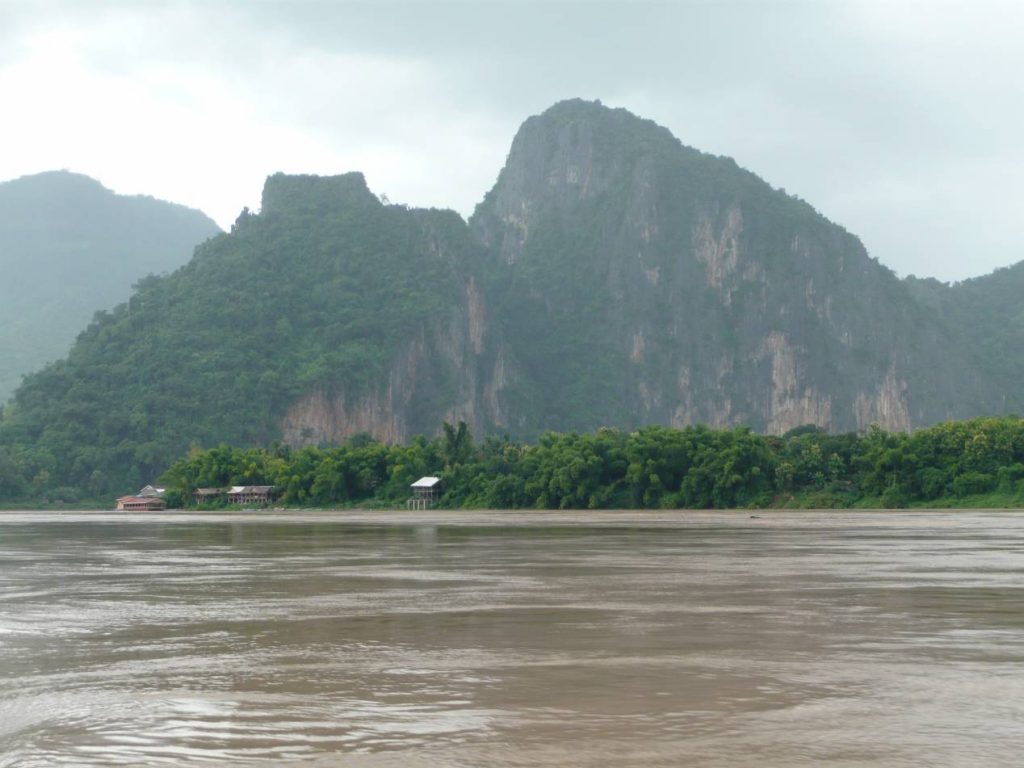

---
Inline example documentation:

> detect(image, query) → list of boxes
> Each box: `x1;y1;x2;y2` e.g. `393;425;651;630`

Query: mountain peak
471;99;702;261
536;97;613;119
525;98;681;150
0;170;110;202
260;172;378;217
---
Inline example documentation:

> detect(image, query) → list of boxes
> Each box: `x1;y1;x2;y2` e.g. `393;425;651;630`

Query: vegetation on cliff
0;173;479;500
470;99;1012;436
906;263;1024;398
143;416;1024;511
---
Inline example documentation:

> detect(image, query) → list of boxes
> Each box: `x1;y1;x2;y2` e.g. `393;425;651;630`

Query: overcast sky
2;0;1021;282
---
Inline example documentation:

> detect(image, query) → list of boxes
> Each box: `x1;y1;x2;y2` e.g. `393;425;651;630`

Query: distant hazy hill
0;103;1018;500
906;264;1024;394
0;171;220;400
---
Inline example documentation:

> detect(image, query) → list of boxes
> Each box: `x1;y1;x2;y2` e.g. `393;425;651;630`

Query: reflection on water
1;510;1023;766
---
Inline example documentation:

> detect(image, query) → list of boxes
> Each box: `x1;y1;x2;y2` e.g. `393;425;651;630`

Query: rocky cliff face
466;99;1006;436
253;174;507;447
280;276;501;446
278;100;1010;445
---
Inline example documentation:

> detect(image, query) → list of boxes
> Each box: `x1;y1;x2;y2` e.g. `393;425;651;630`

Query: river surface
1;510;1023;766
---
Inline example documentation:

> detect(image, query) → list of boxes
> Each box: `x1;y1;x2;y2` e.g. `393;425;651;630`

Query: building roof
194;487;224;495
411;476;441;488
117;495;166;506
227;485;275;494
137;485;166;497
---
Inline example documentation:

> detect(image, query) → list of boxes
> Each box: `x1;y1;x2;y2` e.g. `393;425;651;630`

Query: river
1;510;1022;766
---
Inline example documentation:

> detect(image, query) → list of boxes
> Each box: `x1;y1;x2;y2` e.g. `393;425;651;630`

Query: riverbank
774;488;1024;509
2;508;1022;529
3;492;1024;514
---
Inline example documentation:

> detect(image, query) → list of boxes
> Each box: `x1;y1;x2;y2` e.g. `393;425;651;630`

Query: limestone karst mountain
469;100;1010;436
0;101;1017;500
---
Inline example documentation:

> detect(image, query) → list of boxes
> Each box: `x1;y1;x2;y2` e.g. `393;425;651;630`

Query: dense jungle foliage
147;417;1024;510
0;173;476;501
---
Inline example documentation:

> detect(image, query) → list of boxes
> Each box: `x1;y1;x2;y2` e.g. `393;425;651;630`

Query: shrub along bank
152;417;1024;510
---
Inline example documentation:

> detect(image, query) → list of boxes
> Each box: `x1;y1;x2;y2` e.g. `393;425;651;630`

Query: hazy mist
3;0;1023;281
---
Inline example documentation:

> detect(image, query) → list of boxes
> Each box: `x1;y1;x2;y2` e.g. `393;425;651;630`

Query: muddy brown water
1;510;1023;766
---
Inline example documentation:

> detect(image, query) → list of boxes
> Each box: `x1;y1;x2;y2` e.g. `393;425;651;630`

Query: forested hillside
0;173;485;500
0;171;220;400
0;102;1021;504
906;263;1024;391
